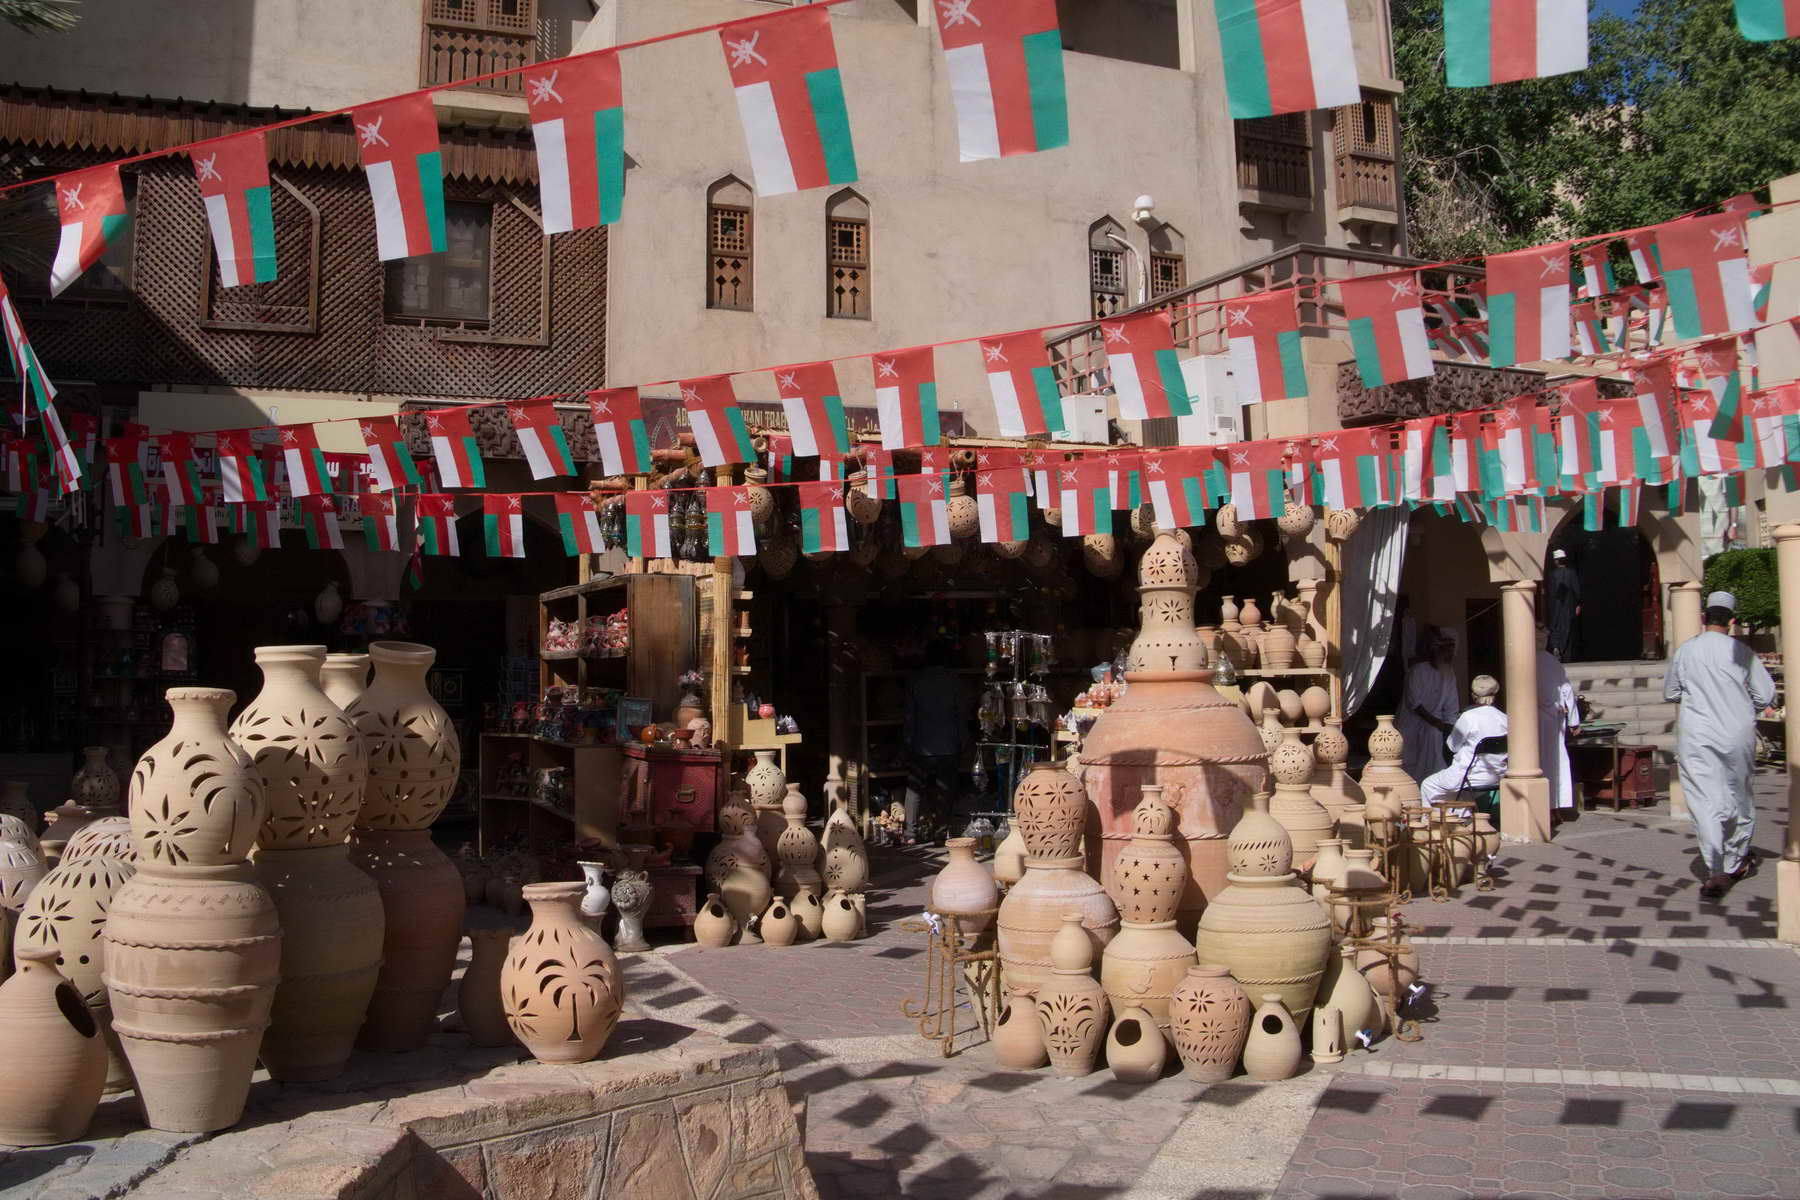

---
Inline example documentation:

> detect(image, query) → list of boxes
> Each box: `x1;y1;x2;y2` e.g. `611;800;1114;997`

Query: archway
1548;507;1661;663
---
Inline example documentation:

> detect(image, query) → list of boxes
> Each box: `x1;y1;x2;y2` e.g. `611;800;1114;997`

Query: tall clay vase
1035;914;1110;1077
458;928;515;1047
1259;622;1298;670
319;652;371;710
1106;1006;1170;1083
819;796;870;898
744;751;785;807
71;746;122;817
1320;943;1377;1046
997;856;1119;997
502;882;624;1064
1168;963;1251;1083
1013;760;1087;861
774;785;822;899
1242;994;1302;1082
0;948;106;1145
232;645;379;1081
710;810;773;946
1359;715;1418;817
992;994;1049;1069
1101;786;1196;1027
346;643;464;1053
930;838;999;935
14;854;137;1094
104;687;280;1133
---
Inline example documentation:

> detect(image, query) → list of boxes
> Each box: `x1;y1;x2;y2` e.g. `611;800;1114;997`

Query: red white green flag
981;331;1065;437
352;93;446;261
361;492;401;552
483;493;527;558
796;480;848;554
976;465;1032;542
1057;458;1111;537
680;375;757;467
181;491;221;544
50;164;129;298
416;493;460;556
933;0;1068;161
1444;0;1587;87
522;51;625;233
1450;411;1483;493
215;429;270;503
105;436;148;507
1102;311;1194;420
1485;242;1571;366
1314;427;1388;509
1654;212;1755;339
1577;244;1617;298
156;432;205;507
425;407;486;489
193;130;276;287
1680;386;1754;476
1217;0;1361;118
704;486;757;557
236;499;282;550
1751;385;1800;468
1;274;56;412
1572;300;1611;356
862;447;897;501
37;405;83;494
300;493;344;551
1400;415;1453;501
719;6;858;197
1626;231;1662;283
554;492;605;555
1557;378;1614;489
1693;337;1745;442
279;423;332;497
897;471;951;548
625;489;672;558
1495;396;1557;496
872;346;941;450
1022;447;1055;510
1622;359;1679;478
1146;447;1213;529
587;387;651;476
1226;439;1289;519
115;492;152;538
508;400;576;479
1341;273;1435;387
1225;289;1308;403
1735;0;1799;40
775;360;851;457
358;416;421;492
1105;450;1144;510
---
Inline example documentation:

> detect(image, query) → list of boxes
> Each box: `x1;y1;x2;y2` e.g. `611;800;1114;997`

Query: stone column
1775;528;1800;943
1666;580;1704;818
1500;581;1551;843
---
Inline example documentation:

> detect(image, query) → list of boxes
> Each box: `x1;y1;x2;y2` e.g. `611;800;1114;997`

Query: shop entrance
1549;513;1662;663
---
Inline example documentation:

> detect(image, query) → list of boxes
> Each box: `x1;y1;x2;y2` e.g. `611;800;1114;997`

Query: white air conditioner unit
1175;354;1246;445
1052;394;1112;444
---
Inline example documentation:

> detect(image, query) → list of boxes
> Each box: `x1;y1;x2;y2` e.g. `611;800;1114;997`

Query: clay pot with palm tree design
502;882;623;1064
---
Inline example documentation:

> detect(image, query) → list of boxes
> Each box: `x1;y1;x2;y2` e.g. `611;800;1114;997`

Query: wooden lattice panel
1335;361;1627;425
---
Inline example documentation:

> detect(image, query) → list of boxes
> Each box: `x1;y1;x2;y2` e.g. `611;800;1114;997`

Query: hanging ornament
945;478;980;540
1277;504;1316;539
190;547;220;590
52;572;80;613
233;533;261;566
148;566;180;611
314;580;344;625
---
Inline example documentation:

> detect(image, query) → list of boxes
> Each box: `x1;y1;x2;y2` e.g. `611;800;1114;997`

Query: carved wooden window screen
384;200;494;327
422;0;536;93
1091;247;1125;319
1236;113;1313;199
1332;93;1399;213
827;216;869;319
708;203;753;311
1334;95;1395;160
1150;253;1185;297
200;173;321;333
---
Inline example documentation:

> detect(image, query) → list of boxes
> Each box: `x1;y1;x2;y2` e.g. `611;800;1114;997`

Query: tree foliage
0;0;79;35
1394;0;1800;263
1704;548;1780;629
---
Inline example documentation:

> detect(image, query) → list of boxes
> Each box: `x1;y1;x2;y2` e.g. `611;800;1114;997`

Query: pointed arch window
1148;224;1185;299
1089;217;1127;319
826;189;870;319
707;176;753;311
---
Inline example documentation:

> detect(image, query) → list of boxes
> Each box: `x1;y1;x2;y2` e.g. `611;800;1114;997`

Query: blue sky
1597;0;1638;15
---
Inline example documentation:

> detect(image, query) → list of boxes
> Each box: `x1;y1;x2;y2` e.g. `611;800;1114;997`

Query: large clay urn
929;838;999;935
0;948;106;1146
1267;729;1334;867
1167;962;1251;1083
1359;715;1418;817
1192;790;1331;1022
345;643;464;1053
71;746;122;817
104;687;281;1133
15;853;137;1094
1100;786;1196;1027
1013;761;1086;861
996;856;1118;997
0;813;39;858
502;882;623;1064
1081;534;1267;935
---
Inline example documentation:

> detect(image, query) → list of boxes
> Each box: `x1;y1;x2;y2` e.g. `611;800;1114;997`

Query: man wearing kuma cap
1663;592;1776;899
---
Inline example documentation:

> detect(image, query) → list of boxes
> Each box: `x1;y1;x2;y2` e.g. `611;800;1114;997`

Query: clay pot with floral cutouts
501;882;623;1064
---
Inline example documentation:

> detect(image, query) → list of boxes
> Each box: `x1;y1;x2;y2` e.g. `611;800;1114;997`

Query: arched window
707;176;753;311
1148;224;1185;298
826;189;870;319
1089;217;1127;319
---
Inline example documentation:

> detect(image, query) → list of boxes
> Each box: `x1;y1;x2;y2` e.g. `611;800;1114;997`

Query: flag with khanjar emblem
896;471;951;549
555;492;605;555
1496;395;1557;496
1226;439;1289;520
1680;386;1754;476
1622;359;1679;480
1216;0;1362;118
216;428;271;503
796;480;848;554
361;492;402;552
1224;289;1308;403
105;435;148;508
625;489;672;558
775;360;851;457
1101;311;1194;421
237;499;283;550
680;375;756;467
704;486;757;557
976;465;1032;543
50;163;128;298
425;407;486;488
1626;230;1662;283
508;399;576;479
193;130;277;287
1654;212;1755;340
1485;242;1572;367
1313;427;1388;509
182;491;221;544
300;493;344;551
1057;458;1111;537
358;416;421;492
352;93;445;260
156;432;204;507
587;387;651;476
1752;384;1800;469
1146;447;1213;530
980;331;1065;437
1572;300;1610;356
1693;337;1745;442
1577;243;1617;299
1556;378;1613;489
417;492;460;556
872;346;941;450
719;6;858;197
1401;415;1453;502
483;493;527;558
278;423;332;497
523;51;625;233
1022;447;1056;510
932;0;1068;161
1340;272;1435;387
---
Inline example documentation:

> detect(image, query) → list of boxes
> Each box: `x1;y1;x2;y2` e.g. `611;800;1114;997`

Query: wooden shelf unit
538;574;696;719
475;731;623;856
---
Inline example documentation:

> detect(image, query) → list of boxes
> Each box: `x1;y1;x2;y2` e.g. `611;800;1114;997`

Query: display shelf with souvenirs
971;630;1061;818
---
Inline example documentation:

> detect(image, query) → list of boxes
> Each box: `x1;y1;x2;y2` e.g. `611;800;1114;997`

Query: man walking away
1663;592;1776;899
1546;548;1581;659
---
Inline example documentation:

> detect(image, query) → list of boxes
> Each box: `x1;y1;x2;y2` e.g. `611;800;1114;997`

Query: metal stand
1325;888;1427;1044
900;909;1002;1058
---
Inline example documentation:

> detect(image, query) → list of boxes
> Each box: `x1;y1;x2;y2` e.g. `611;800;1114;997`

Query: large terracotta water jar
502;882;623;1064
996;857;1118;997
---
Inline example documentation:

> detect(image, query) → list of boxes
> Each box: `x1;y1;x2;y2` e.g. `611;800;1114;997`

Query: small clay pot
761;898;799;947
694;893;735;948
1242;994;1302;1082
0;948;105;1145
1105;1006;1169;1084
992;995;1048;1069
821;891;860;941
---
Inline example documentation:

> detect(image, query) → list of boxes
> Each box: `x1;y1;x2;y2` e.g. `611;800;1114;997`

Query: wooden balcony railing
422;25;533;94
1337;152;1400;214
1237;135;1312;200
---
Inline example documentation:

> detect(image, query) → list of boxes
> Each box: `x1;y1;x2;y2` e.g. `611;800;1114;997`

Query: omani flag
872;346;941;450
300;494;344;551
192;130;277;287
1654;212;1755;340
1;274;57;412
483;493;527;559
1340;273;1435;387
1445;0;1587;86
932;0;1068;161
704;486;757;557
49;163;129;298
587;387;651;476
358;416;422;493
774;360;851;457
507;399;577;479
1101;311;1194;421
425;407;486;489
1145;447;1213;530
625;489;673;558
1224;289;1308;403
719;6;858;197
796;480;849;554
278;423;332;497
980;331;1065;437
1226;439;1289;520
1057;459;1111;537
156;433;204;507
1485;242;1572;367
361;492;401;552
522;52;624;233
976;465;1032;543
555;492;605;555
1313;427;1388;509
351;93;446;261
1216;0;1362;118
216;429;271;504
896;472;951;549
417;493;460;556
679;375;757;467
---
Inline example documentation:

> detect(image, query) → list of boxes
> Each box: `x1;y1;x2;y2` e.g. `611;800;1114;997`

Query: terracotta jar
711;809;773;945
930;838;998;934
319;652;370;710
1013;761;1086;861
1268;730;1333;866
1359;716;1418;817
233;646;366;850
1310;719;1362;824
775;784;822;898
1219;595;1240;629
694;893;735;948
992;822;1026;889
346;643;464;1053
1192;792;1331;1022
819;797;869;896
1167;963;1251;1083
791;888;824;940
1337;804;1368;851
1260;622;1297;670
820;890;861;941
1357;916;1420;1001
1311;1005;1346;1064
458;928;515;1047
0;838;46;912
60;816;134;864
1239;596;1263;632
991;995;1048;1069
502;882;623;1064
1101;786;1195;1027
761;897;799;947
1242;994;1302;1082
996;856;1118;997
946;477;980;539
71;747;122;817
744;751;785;807
0;948;106;1145
1034;914;1109;1077
1106;1006;1169;1083
39;802;97;867
15;854;137;1094
1320;943;1378;1045
0;781;35;830
1309;838;1348;912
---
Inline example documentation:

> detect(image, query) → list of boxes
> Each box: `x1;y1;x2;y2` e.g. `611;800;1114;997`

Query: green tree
1704;548;1779;628
0;0;79;34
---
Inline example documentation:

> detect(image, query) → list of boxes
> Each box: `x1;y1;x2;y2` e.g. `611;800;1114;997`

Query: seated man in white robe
1420;675;1509;807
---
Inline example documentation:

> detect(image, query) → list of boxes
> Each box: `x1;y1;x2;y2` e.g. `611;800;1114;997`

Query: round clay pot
718;852;773;947
760;898;799;947
1106;1005;1169;1083
39;802;96;869
350;829;466;1053
0;814;38;859
820;798;869;896
1013;761;1086;861
1277;504;1317;538
929;838;998;934
233;646;366;850
992;994;1049;1069
1359;714;1419;817
946;479;980;540
820;890;860;942
60;817;133;865
1277;689;1305;725
694;893;735;948
1035;914;1110;1077
502;882;623;1064
319;652;370;710
1168;963;1251;1083
1260;623;1297;669
791;888;825;940
71;747;122;817
14;853;136;1093
0;948;106;1145
743;751;786;807
458;928;515;1047
131;689;266;870
0;838;47;912
996;857;1119;997
1242;994;1302;1082
1319;943;1377;1046
1269;731;1333;866
346;642;460;832
992;823;1026;889
1310;838;1349;915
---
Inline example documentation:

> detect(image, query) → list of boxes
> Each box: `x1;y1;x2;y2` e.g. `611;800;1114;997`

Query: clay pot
1277;504;1316;538
319;653;370;711
1034;914;1109;1077
0;814;38;858
775;785;822;898
1298;635;1327;668
1260;624;1297;670
1106;1006;1169;1083
233;646;366;850
1219;595;1240;628
350;829;465;1053
61;816;134;865
0;838;47;915
0;781;35;830
744;467;776;529
502;882;623;1064
1268;730;1333;866
946;478;980;539
14;853;136;1093
992;823;1026;889
1014;761;1086;861
1242;994;1302;1082
821;890;861;942
347;642;459;832
0;948;105;1145
996;857;1118;997
791;889;825;940
1337;804;1368;851
714;832;773;946
820;797;869;896
1311;1005;1345;1064
1359;716;1418;817
458;928;515;1047
1324;509;1360;540
130;689;266;872
1107;785;1187;925
744;750;786;807
578;862;611;936
694;893;735;948
992;995;1048;1069
760;898;799;947
930;838;998;934
71;747;122;817
1310;837;1348;910
1167;963;1251;1083
39;802;97;868
1320;943;1377;1048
